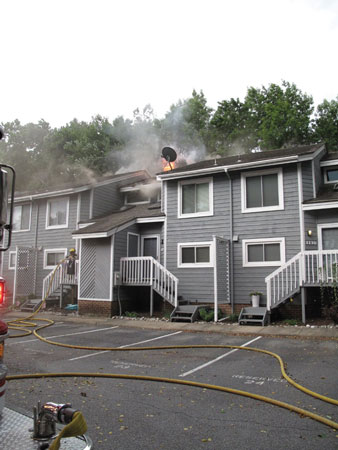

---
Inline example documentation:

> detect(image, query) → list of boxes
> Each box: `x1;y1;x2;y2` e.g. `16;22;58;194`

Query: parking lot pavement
5;320;338;450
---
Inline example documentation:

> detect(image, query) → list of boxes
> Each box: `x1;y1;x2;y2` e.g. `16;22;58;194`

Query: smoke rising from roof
113;104;207;175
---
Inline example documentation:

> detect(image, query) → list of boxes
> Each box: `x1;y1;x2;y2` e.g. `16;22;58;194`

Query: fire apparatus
0;125;93;449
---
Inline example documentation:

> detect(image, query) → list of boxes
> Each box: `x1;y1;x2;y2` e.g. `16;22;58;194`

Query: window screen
246;173;278;208
322;228;338;250
13;204;30;231
248;243;280;263
181;246;210;264
182;183;209;214
48;198;68;226
46;252;65;266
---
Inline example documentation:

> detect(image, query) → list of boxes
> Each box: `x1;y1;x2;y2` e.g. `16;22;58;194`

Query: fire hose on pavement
5;261;338;437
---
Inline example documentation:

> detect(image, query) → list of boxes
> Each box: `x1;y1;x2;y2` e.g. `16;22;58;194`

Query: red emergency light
0;280;4;304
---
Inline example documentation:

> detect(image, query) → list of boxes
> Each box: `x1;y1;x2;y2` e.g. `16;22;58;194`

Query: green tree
161;90;212;155
245;81;314;149
210;98;255;154
313;97;338;152
0;119;51;190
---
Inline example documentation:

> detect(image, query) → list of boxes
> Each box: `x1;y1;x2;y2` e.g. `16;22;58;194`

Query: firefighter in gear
66;248;77;275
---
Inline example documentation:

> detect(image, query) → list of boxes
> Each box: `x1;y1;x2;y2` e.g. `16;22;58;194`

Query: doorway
141;235;160;260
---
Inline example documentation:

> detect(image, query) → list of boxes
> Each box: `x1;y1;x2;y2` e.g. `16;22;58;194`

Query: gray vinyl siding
80;191;91;222
2;195;78;298
302;162;314;201
92;184;123;218
232;164;301;305
166;173;230;303
313;154;323;195
304;211;318;250
316;210;338;226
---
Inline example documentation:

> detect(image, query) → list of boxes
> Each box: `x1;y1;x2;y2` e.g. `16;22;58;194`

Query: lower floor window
243;238;285;267
44;249;67;269
9;251;16;269
178;242;213;268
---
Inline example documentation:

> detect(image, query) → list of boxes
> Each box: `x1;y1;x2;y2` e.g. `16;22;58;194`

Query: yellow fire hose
5;260;338;442
48;411;88;450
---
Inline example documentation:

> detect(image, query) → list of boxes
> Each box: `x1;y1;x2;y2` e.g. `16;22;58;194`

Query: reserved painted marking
179;336;262;377
7;326;119;345
68;331;183;361
111;360;151;369
232;374;287;385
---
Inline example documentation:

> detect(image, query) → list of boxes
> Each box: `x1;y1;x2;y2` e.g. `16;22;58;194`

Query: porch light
307;230;313;237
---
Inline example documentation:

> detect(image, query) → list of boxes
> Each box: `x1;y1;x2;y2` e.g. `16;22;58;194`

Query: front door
319;223;338;250
318;223;338;281
141;236;159;260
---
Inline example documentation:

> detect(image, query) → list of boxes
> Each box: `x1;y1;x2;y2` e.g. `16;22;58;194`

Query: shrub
322;304;338;324
228;313;239;322
198;308;222;322
124;311;138;318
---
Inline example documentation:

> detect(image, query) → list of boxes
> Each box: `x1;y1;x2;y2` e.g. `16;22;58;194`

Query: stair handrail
265;249;338;310
42;260;79;301
265;252;303;311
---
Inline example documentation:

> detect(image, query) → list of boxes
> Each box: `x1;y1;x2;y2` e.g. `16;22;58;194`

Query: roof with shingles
15;170;150;198
73;202;164;236
158;144;325;176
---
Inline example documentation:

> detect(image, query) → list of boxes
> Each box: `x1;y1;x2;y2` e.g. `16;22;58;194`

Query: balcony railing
120;257;178;307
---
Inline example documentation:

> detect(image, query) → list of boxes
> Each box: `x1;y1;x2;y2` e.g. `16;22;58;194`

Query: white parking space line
179;336;262;377
68;331;183;361
7;326;119;345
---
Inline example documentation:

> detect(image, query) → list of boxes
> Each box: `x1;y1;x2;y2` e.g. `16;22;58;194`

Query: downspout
224;169;234;314
33;199;39;297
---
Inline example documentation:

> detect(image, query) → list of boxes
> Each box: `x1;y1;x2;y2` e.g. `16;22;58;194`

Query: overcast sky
1;0;337;128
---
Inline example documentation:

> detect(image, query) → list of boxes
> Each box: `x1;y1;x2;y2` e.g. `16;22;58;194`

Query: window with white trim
178;242;213;268
242;238;285;267
44;249;67;269
178;178;213;218
8;251;16;270
46;197;69;229
13;204;31;231
241;169;284;213
324;167;338;184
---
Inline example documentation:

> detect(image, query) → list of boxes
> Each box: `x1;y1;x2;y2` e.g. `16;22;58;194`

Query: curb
3;310;338;340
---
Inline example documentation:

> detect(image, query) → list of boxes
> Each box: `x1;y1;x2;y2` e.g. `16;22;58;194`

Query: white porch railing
120;257;178;307
265;250;338;311
42;260;79;301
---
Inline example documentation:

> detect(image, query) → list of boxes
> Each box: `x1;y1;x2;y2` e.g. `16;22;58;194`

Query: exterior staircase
265;250;338;311
42;261;78;307
170;305;200;322
120;257;178;307
238;307;268;326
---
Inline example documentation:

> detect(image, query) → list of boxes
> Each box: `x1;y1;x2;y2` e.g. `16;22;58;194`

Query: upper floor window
324;167;338;183
13;204;31;231
46;197;69;229
241;168;284;213
125;190;150;205
242;238;285;267
178;178;213;218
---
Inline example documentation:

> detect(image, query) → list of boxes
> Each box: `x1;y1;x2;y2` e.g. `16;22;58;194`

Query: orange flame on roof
162;160;176;172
